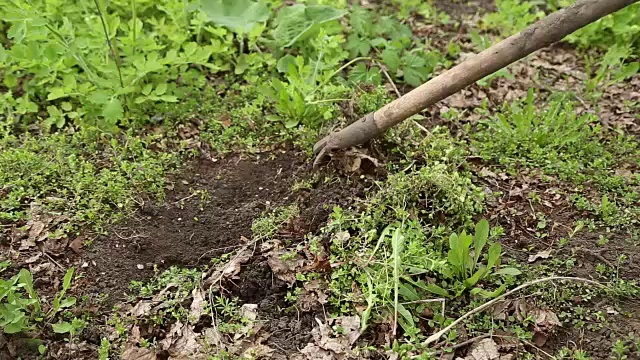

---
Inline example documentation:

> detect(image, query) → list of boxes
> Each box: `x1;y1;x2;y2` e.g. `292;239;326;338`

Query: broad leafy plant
0;0;235;131
482;0;544;36
0;265;79;336
0;266;40;334
346;6;446;87
271;3;346;49
585;44;639;100
418;219;521;298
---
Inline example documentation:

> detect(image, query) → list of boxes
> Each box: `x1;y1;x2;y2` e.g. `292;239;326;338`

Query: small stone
91;261;97;266
137;264;144;270
81;262;89;268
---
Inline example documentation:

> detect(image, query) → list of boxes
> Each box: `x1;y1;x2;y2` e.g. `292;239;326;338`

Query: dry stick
312;0;639;166
423;276;605;346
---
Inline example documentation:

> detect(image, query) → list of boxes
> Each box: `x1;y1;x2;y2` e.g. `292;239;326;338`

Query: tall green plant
413;220;521;298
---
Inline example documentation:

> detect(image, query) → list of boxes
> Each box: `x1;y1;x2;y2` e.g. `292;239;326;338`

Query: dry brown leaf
479;168;498;178
307;316;361;358
42;237;69;256
130;300;154;318
490;300;510;321
68;236;85;254
189;288;206;324
446;91;480;108
31;262;55;277
266;249;308;285
465;338;500;360
129;325;142;344
341;150;380;172
532;308;561;334
333;231;350;243
204;248;252;287
220;114;232;128
528;249;552;263
299;344;335;360
19;237;36;250
298;280;329;311
203;327;223;348
235;303;259;340
24;253;41;264
240;343;275;359
28;221;46;240
122;345;156;360
160;321;201;356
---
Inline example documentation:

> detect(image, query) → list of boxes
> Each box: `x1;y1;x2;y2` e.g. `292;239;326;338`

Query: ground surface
1;0;639;359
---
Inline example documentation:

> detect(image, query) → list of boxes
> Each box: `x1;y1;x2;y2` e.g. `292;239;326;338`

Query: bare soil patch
71;151;372;356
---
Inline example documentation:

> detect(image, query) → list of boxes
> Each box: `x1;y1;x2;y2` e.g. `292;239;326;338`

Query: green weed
561;2;640;56
484;0;640;57
482;0;543;36
585;43;639;101
474;90;640;228
0;266;83;337
0;131;175;234
1;0;232;131
0;268;40;334
251;204;300;240
422;219;521;298
129;266;203;324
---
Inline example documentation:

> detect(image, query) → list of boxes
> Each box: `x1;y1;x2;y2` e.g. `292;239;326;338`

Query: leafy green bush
346;6;448;87
0;0;257;131
414;220;520;299
0;267;39;334
484;0;640;57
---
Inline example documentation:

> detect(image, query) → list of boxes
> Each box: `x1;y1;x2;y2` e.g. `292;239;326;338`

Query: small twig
433;334;493;352
172;191;200;205
574;247;615;268
519;337;554;359
375;60;401;98
424;276;605;345
401;298;446;305
191;245;243;266
113;230;149;240
93;0;124;88
42;251;65;271
412;120;432;135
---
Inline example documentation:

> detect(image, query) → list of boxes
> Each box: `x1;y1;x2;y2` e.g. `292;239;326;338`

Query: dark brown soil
432;0;495;17
70;150;373;357
83;151;365;302
230;261;318;354
474;164;640;358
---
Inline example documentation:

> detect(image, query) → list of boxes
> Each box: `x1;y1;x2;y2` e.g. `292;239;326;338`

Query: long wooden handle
313;0;638;164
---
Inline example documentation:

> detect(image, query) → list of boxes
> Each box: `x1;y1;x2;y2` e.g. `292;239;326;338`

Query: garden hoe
312;0;639;167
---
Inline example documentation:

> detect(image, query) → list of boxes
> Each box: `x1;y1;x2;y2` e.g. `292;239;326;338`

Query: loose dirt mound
60;150;371;357
85;151;369;303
